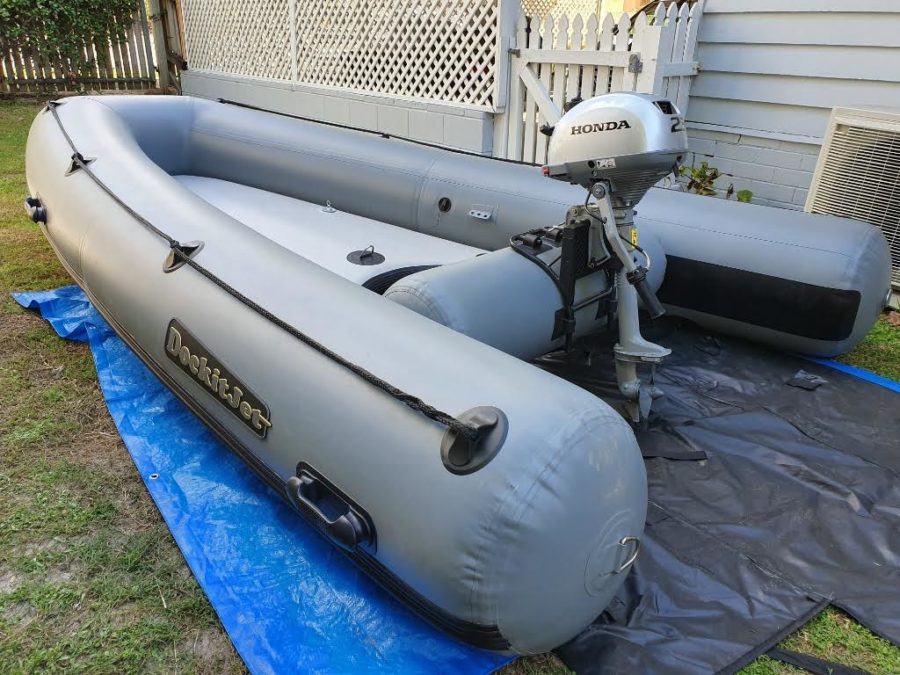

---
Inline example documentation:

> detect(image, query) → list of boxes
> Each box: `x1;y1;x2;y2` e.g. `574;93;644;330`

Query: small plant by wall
680;161;720;196
679;161;754;203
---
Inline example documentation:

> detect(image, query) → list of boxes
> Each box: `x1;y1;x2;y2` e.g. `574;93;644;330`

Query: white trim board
687;121;823;146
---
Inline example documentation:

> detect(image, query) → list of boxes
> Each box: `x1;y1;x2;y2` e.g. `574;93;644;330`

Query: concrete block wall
683;129;821;210
181;71;494;155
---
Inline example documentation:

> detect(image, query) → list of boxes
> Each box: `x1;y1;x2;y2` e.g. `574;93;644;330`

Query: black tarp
538;319;900;674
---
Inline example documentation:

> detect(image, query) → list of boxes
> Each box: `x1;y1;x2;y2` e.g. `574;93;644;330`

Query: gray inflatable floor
537;319;900;674
174;175;483;284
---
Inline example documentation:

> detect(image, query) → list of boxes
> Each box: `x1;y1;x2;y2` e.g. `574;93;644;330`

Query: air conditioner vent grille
809;123;900;287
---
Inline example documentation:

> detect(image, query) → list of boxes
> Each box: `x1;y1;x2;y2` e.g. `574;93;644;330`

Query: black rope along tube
45;101;480;443
217;98;540;167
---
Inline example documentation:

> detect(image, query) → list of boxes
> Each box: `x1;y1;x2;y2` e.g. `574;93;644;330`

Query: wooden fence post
492;0;523;155
148;0;169;88
494;0;521;113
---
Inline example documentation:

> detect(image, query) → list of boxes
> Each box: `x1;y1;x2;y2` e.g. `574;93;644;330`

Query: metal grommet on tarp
441;406;508;475
347;245;385;266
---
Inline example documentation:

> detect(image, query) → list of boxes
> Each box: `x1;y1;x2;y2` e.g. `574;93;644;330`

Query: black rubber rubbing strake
46;101;482;446
657;255;861;342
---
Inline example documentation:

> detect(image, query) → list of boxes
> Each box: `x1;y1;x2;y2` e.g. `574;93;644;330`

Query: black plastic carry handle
286;471;372;551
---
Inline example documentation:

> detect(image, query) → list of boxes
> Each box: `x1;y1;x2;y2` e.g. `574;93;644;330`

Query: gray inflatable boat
24;95;890;654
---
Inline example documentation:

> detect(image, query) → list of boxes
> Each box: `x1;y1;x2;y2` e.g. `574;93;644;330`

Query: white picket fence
496;1;703;163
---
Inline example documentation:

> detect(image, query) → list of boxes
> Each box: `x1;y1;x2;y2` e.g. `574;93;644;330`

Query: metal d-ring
615;535;641;574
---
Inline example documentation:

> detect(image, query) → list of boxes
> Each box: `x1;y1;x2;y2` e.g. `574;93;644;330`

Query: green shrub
0;0;137;83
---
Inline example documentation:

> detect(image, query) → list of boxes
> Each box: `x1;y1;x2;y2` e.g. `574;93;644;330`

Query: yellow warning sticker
630;228;639;247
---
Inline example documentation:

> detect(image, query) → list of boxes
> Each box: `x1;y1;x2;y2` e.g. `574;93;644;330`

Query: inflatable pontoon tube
134;94;888;357
26;95;648;654
635;189;892;357
385;231;667;360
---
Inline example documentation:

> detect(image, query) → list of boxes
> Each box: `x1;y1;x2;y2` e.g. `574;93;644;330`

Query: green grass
0;100;243;674
840;314;900;381
1;99;899;674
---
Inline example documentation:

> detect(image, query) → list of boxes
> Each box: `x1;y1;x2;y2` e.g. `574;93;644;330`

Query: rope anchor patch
163;241;204;273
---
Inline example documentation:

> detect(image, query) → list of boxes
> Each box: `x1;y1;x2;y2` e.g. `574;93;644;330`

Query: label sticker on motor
630;228;639;247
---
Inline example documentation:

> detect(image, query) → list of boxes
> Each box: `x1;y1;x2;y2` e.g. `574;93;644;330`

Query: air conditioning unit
806;105;900;294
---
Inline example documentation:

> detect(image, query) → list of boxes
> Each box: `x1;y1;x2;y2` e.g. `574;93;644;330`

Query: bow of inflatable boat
24;95;650;654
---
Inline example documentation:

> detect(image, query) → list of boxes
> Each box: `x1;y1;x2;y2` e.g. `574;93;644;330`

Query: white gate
496;1;703;163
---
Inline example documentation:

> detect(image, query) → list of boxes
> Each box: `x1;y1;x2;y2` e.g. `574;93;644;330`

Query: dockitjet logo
570;120;632;134
165;319;272;437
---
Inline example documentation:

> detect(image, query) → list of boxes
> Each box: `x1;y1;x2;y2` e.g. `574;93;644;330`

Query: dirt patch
63;421;130;472
0;310;34;335
0;569;21;593
45;564;77;584
180;629;236;664
2;601;35;624
17;538;68;559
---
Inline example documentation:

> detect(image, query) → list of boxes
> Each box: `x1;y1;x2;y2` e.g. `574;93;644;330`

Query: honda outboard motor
388;92;688;422
541;93;689;422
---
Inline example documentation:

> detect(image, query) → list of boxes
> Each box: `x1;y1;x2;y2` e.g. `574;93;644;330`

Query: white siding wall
684;0;900;210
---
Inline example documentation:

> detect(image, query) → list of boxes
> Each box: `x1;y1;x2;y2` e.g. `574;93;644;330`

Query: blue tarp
807;356;900;394
14;286;511;675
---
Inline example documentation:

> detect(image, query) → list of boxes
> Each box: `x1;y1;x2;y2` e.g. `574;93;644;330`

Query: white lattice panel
294;0;498;106
521;0;602;19
182;0;292;81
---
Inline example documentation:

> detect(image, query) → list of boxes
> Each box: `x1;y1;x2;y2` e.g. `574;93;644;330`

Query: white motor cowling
545;93;688;205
